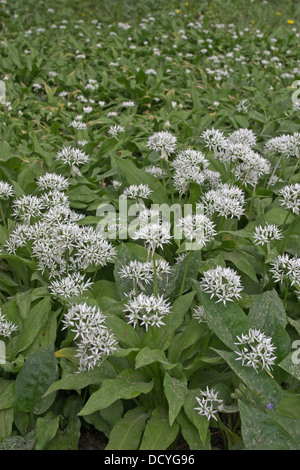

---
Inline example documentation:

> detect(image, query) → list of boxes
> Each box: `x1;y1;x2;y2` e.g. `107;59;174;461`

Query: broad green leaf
35;413;60;450
135;347;177;371
163;372;188;425
139;406;179;450
239;401;299;450
183;389;209;446
106;407;150;450
43;361;116;396
176;410;210;450
278;352;300;381
79;369;153;416
15;346;59;414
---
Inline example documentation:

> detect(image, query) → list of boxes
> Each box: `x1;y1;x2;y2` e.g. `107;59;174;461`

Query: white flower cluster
176;214;216;248
0;181;14;199
118;259;171;290
234;329;276;373
264;133;300;158
37;173;69;192
49;272;93;299
0;309;18;338
120;184;152;200
252;224;283;246
172;149;209;194
200;265;243;304
200;183;245;219
108;125;125;137
270;254;300;287
192;305;207;323
56;146;90;176
62;302;118;371
279;183;300;215
132;220;172;256
195;387;223;421
124;293;171;330
147;131;177;159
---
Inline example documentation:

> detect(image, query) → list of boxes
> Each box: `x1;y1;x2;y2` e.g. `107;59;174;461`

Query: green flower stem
153;255;158;297
166;159;174;204
179;251;192;297
160;158;167;191
0;202;7;229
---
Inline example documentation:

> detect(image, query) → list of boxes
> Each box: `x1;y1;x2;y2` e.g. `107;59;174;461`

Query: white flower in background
234;329;276;372
264;133;300;158
270;254;300;287
252;224;283;246
279;183;300;214
120;184;152;201
0;181;14;199
106;111;118;117
200;183;245;219
144;165;166;179
122;101;135;108
0;309;18;338
147;131;177;159
176;214;216;248
236;99;249;113
62;302;118;371
108;125;125;137
192;305;207;323
68;120;87;130
98;100;106;107
124;293;171;330
200;265;243;304
77;140;88;147
195;387;223;421
36;173;69;192
49;272;93;299
83;106;93;114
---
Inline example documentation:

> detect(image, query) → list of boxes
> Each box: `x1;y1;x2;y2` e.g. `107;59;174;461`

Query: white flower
56;146;90;167
120;184;152;201
0;181;14;199
252;224;283;246
270;254;300;287
68;120;87;130
0;309;18;338
201;128;227;152
12;195;43;223
37;173;69;192
147;131;177;159
118;259;171;289
234;329;276;372
192;305;207;323
200;265;243;304
132;221;172;255
49;272;93;299
264;133;300;158
195;387;223;421
176;214;216;248
62;302;118;371
108;125;125;137
200;183;245;219
124;293;171;330
279;183;300;215
172;149;209;194
122;101;135;108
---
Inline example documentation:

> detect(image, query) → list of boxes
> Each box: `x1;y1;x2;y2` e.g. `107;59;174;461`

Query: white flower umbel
37;173;69;192
252;224;283;246
12;195;43;224
124;293;171;330
120;184;152;201
200;265;243;304
234;329;276;373
0;181;14;199
279;183;300;215
108;125;125;138
195;387;223;421
201;128;227;154
0;309;18;338
172;149;209;194
147;131;177;159
200;183;245;219
176;214;216;248
192;305;207;324
49;272;93;299
270;254;300;287
264;133;300;158
132;221;172;256
56;146;90;167
118;259;171;290
228;128;257;148
62;302;118;371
